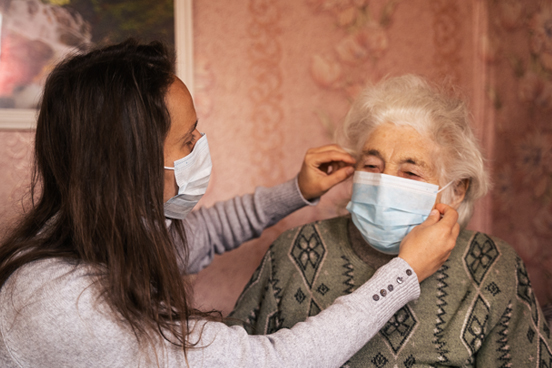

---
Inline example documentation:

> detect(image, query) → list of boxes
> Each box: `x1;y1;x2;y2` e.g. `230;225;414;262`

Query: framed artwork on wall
0;0;193;130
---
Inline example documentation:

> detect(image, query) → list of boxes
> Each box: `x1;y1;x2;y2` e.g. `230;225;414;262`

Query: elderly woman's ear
447;179;470;209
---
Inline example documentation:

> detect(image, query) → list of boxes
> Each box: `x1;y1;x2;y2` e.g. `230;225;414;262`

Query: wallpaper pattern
248;0;286;186
0;132;33;227
308;0;394;101
431;0;463;84
488;0;552;309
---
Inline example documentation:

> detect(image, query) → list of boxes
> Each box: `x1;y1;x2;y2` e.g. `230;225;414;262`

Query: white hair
335;74;490;228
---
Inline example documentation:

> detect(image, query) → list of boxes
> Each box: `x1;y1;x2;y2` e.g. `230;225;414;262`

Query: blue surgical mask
346;171;451;255
164;133;212;220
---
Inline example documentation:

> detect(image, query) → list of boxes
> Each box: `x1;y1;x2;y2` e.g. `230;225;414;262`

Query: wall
0;0;550;316
486;0;552;311
0;131;33;228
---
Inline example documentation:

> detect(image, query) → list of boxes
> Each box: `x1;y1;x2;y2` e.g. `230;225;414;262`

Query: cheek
163;169;178;202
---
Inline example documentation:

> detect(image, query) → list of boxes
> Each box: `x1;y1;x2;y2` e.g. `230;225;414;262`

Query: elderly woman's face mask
347;123;451;254
347;172;452;254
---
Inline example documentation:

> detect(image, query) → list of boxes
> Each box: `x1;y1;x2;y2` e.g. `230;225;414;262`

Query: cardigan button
388;284;394;292
373;294;380;301
397;277;404;284
406;269;413;276
380;289;387;297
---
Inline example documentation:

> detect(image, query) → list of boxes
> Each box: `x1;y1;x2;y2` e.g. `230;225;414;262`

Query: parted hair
335;74;490;227
0;39;210;356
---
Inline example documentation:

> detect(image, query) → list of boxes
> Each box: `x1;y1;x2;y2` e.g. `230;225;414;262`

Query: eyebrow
362;149;384;161
361;149;430;169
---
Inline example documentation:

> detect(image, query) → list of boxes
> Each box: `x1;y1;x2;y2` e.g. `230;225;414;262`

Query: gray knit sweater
0;180;420;367
229;215;552;367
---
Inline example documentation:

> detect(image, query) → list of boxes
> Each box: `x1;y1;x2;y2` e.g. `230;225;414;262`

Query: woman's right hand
297;144;356;200
398;204;460;283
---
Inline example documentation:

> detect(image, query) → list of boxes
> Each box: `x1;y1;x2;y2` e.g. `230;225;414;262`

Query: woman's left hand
297;144;356;200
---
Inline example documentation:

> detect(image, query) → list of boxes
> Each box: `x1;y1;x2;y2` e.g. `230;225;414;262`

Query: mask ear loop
436;181;456;218
437;180;454;194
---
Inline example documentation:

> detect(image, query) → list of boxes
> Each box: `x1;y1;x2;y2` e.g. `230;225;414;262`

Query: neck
347;216;394;269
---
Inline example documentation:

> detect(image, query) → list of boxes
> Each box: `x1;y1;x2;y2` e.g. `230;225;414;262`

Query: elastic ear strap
437;180;454;194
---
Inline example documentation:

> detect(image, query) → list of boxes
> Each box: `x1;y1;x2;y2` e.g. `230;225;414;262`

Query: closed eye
363;164;382;173
402;171;423;180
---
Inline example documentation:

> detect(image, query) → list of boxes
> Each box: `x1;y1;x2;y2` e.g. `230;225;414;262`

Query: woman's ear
449;179;469;209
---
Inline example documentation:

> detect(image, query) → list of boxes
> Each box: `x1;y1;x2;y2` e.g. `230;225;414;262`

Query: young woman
0;40;459;367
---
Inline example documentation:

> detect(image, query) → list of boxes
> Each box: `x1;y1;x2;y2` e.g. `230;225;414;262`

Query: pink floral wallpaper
0;0;550;316
486;0;552;311
0;131;33;228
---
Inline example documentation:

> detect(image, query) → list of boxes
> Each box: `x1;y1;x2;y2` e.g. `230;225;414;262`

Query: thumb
421;209;440;227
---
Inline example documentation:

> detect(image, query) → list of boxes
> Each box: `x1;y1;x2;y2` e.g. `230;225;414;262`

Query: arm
1;206;457;367
188;258;419;367
175;144;356;274
177;177;311;274
228;205;460;335
0;258;419;368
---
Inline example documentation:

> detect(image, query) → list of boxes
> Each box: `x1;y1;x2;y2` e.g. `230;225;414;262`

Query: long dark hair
0;39;203;352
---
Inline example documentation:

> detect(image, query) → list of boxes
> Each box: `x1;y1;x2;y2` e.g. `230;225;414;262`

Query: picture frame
0;0;193;130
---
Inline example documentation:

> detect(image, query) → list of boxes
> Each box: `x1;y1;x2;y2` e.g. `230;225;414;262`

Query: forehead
362;123;437;164
165;78;197;138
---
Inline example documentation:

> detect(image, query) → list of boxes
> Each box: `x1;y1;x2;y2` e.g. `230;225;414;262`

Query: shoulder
0;258;106;327
450;230;523;298
262;216;351;280
455;229;520;264
0;259;141;367
2;258;95;303
6;257;99;288
0;258;118;343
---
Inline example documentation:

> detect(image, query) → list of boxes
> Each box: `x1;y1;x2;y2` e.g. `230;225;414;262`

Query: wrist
294;176;320;205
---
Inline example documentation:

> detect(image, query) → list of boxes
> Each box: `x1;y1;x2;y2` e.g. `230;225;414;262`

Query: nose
382;166;396;177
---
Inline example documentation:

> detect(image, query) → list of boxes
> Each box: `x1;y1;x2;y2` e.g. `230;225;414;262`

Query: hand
398;203;460;282
297;144;356;200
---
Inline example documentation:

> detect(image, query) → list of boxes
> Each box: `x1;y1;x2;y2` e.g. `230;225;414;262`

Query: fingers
434;203;459;229
435;203;460;237
297;144;357;200
306;144;352;155
317;166;354;187
306;149;356;169
397;205;460;282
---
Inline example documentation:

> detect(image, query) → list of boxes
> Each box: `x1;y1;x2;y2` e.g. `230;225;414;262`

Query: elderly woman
229;75;552;367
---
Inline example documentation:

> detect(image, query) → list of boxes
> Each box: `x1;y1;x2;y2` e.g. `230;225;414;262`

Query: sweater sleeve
187;257;420;367
0;258;419;368
172;177;316;274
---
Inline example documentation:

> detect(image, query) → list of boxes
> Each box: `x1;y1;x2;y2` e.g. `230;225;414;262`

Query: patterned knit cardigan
228;216;552;367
